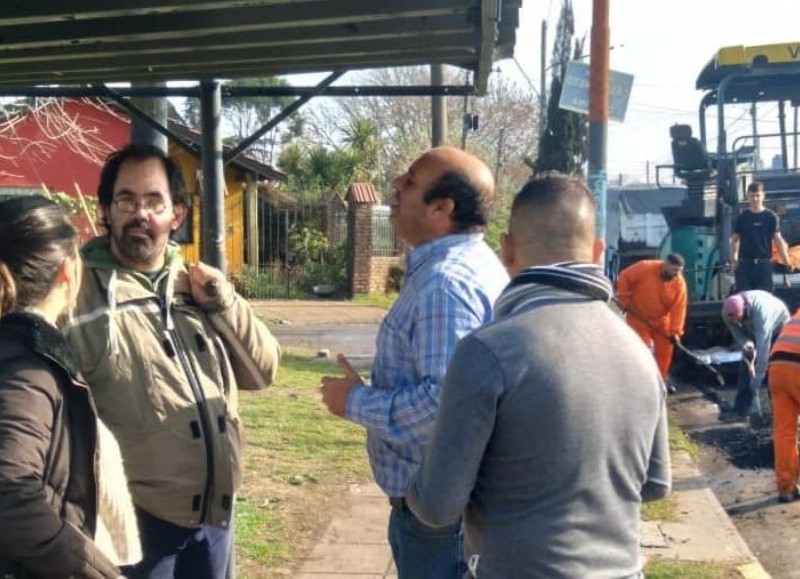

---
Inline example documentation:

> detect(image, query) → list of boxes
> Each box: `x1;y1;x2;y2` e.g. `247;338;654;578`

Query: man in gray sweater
405;172;671;578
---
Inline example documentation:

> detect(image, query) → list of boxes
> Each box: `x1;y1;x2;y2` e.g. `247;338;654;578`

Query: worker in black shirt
730;181;793;292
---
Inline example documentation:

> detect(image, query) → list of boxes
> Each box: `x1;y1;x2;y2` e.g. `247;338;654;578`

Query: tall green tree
535;0;588;176
278;117;380;199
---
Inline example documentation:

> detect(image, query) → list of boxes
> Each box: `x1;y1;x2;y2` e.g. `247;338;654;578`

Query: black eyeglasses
113;197;169;215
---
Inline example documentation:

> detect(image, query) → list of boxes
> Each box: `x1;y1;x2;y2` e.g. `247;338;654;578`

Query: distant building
606;186;686;277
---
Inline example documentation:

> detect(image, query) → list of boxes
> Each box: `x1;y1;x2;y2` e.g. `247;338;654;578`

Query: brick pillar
345;183;379;296
347;203;373;295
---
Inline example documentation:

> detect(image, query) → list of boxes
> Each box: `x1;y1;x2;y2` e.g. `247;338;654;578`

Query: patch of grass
644;558;744;578
352;292;397;309
641;413;698;522
641;494;679;521
235;353;372;577
669;410;700;460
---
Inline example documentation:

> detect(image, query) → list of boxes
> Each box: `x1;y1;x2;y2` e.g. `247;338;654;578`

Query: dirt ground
671;383;800;578
239;300;384;577
251;300;387;326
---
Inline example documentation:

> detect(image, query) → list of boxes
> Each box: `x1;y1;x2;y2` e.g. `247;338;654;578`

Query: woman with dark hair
0;196;139;578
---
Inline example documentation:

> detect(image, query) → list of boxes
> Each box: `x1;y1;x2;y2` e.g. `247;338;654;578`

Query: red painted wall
0;99;129;196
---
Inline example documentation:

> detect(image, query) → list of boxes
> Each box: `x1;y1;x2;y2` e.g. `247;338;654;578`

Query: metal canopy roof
0;0;521;94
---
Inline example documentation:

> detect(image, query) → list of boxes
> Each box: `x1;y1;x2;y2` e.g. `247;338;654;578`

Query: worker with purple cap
722;290;790;417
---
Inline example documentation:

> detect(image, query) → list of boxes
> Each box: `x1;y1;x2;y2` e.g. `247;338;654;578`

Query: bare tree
0;98;125;166
300;66;539;196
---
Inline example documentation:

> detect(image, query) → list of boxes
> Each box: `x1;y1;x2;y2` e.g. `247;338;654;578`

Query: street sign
558;61;634;122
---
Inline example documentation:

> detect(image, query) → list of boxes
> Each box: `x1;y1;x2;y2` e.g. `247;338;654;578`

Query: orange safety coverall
616;260;688;379
768;313;800;494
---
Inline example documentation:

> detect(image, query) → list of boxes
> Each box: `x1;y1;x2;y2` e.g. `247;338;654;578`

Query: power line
512;56;539;97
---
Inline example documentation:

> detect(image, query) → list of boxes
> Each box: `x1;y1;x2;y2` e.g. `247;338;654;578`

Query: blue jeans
388;500;466;579
122;508;233;579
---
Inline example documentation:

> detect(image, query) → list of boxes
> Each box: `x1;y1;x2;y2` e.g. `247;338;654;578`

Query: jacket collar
494;262;612;321
0;311;80;380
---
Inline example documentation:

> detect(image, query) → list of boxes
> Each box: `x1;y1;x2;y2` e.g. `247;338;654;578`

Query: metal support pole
717;77;732;264
588;0;610;253
779;100;788;171
431;64;447;147
200;80;226;271
794;105;798;171
750;103;760;170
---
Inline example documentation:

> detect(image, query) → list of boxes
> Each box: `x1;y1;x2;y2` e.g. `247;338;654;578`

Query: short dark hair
747;181;764;194
0;196;78;317
666;253;685;267
512;171;596;218
508;172;597;261
423;171;491;232
97;144;187;208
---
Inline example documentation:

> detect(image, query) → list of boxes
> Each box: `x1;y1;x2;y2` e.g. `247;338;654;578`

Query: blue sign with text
558;61;634;122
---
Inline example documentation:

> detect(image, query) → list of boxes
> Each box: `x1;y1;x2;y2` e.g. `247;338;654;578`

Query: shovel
612;298;725;387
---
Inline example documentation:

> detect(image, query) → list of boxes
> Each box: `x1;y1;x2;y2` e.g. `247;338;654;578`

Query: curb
738;561;773;579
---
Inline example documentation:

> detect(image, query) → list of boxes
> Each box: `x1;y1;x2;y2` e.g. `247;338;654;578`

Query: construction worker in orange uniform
768;309;800;503
616;254;688;387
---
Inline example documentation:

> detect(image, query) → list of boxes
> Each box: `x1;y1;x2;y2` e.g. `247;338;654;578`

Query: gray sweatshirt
406;281;671;578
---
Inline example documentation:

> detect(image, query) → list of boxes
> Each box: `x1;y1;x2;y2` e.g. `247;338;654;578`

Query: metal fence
372;205;399;257
231;197;398;299
232;197;345;299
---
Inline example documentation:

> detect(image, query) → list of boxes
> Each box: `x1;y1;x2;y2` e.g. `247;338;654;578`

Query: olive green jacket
66;237;280;528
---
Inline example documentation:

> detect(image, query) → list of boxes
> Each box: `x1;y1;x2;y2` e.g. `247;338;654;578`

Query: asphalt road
671;381;800;577
269;323;379;360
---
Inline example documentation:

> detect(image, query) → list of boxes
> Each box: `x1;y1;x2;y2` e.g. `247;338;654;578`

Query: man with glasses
66;144;281;578
730;180;794;292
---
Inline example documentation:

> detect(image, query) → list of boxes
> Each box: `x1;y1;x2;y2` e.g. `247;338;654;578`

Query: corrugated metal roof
0;1;522;95
167;120;286;181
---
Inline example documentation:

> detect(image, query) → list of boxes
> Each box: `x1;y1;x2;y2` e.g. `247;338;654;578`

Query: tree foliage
183;77;303;164
298;66;538;198
277;117;380;200
535;0;588;176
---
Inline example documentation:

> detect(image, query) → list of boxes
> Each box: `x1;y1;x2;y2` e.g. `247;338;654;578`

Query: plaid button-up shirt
346;233;508;496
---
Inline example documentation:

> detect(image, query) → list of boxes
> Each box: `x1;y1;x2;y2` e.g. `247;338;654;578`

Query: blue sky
497;0;800;182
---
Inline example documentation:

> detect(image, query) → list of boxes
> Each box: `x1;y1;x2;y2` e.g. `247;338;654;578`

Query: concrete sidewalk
251;301;768;577
295;452;769;578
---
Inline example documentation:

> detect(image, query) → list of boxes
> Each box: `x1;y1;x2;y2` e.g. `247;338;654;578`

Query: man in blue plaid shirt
321;146;508;578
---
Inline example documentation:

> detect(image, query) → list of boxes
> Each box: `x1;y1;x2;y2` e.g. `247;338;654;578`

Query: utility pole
494;127;506;191
460;74;470;150
431;64;447;147
539;20;548;138
588;0;610;257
